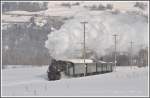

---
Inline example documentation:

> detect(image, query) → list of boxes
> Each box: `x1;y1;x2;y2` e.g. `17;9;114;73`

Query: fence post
67;64;69;76
85;64;87;75
73;64;75;76
96;63;98;73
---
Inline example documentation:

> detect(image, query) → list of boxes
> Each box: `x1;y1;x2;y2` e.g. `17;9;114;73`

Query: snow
1;2;149;96
2;15;31;23
59;59;93;63
2;1;148;22
2;66;148;96
98;60;109;63
4;10;44;15
44;1;148;17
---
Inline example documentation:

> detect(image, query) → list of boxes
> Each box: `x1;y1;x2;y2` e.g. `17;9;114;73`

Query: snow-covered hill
2;1;148;65
2;66;148;96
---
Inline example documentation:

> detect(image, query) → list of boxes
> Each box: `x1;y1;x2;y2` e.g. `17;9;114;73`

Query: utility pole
80;21;88;63
112;34;118;71
130;41;134;68
81;21;88;76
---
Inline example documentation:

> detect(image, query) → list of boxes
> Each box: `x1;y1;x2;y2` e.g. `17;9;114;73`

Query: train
64;59;114;77
47;59;115;81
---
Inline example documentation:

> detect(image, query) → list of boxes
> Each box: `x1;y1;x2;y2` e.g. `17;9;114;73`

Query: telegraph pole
112;34;118;71
81;21;88;76
80;21;88;63
130;41;134;68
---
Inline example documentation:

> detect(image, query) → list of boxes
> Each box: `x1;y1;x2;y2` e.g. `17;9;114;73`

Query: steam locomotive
47;59;114;81
47;59;73;80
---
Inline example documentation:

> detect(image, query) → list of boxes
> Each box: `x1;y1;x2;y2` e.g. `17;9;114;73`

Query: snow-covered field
2;66;148;97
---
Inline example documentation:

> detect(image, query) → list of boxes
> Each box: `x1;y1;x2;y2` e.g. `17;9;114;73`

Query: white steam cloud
45;11;148;59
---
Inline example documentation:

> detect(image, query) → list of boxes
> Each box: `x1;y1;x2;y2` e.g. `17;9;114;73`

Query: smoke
45;11;148;59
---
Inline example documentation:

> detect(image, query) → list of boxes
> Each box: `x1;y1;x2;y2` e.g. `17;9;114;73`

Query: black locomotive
47;59;73;81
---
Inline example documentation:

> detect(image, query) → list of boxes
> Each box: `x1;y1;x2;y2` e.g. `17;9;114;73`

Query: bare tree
134;2;147;10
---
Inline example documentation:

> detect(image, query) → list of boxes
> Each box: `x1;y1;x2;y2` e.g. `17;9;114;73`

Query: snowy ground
1;65;148;97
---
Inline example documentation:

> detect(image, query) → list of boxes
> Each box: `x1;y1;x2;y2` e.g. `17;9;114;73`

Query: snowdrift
2;66;148;96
